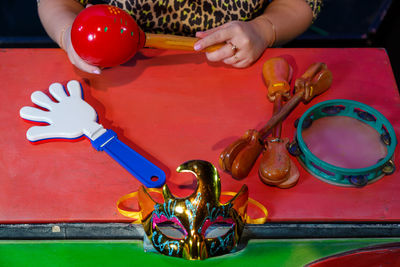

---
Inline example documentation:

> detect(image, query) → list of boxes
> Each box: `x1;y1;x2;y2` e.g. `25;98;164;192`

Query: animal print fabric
76;0;322;36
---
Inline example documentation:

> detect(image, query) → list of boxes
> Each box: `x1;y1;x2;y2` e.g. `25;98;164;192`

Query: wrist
254;15;277;47
59;24;71;50
264;16;276;47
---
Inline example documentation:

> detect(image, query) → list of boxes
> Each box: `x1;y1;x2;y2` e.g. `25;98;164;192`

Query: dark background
0;0;399;88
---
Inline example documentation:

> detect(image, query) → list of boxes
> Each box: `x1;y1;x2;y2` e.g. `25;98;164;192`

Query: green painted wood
0;238;399;266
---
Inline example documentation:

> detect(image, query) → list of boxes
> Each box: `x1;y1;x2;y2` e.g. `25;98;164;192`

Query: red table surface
0;48;399;223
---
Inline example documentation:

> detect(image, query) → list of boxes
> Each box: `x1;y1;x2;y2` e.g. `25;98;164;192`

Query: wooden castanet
228;130;263;179
263;57;292;139
259;57;297;186
219;61;332;179
258;63;332;186
219;57;292;179
274;159;300;188
230;58;292;179
263;57;292;103
258;62;333;140
259;137;292;185
219;129;261;173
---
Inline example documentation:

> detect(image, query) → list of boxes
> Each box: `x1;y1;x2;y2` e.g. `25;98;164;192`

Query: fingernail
92;69;101;75
194;43;201;51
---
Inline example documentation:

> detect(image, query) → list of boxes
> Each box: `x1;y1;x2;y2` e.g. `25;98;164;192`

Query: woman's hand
60;4;100;74
194;18;272;68
62;25;102;75
38;0;100;74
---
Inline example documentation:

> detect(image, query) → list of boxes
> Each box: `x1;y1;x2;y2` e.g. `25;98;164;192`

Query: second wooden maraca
71;4;222;67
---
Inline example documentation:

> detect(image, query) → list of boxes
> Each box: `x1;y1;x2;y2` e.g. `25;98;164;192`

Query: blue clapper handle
91;129;166;188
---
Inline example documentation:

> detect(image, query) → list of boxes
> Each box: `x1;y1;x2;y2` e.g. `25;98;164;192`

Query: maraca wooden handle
145;33;223;52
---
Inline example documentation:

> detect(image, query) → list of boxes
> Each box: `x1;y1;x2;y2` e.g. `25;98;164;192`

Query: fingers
20;106;52;124
224;54;252;68
49;83;68;102
206;41;251;68
194;25;230;53
223;54;240;65
30;91;56;111
195;23;244;65
195;21;267;68
205;42;237;62
68;45;102;74
20;80;99;142
66;80;83;99
195;27;220;38
49;81;83;101
64;27;101;75
26;125;55;142
26;124;81;142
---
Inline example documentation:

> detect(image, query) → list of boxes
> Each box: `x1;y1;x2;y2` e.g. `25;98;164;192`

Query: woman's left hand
194;19;271;68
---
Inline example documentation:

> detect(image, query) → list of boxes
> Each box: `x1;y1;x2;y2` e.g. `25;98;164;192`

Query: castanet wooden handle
145;33;224;52
258;63;333;139
259;57;293;184
263;57;292;102
263;57;293;136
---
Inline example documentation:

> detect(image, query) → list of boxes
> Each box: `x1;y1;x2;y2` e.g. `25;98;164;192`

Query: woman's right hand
62;25;102;75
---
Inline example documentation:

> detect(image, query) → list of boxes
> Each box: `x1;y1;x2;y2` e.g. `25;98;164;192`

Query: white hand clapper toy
20;80;166;188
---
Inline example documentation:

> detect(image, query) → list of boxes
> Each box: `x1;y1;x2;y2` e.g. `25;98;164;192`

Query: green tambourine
288;99;397;187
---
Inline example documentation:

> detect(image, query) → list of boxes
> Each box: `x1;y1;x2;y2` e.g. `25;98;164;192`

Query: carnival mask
138;160;248;260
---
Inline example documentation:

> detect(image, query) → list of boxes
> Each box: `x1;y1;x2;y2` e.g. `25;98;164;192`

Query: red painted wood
0;48;399;223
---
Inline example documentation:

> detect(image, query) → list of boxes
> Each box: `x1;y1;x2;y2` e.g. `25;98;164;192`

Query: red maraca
71;4;223;67
71;5;144;67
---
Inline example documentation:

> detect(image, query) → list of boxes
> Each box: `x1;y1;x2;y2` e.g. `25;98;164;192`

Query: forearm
252;0;313;46
38;0;85;48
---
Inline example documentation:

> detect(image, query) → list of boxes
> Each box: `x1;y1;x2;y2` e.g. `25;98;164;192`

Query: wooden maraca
71;4;223;67
258;57;299;188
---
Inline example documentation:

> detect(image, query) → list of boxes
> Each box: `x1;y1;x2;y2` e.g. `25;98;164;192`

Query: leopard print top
76;0;322;36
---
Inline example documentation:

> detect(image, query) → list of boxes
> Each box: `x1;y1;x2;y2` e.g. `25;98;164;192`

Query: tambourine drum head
302;116;387;169
294;99;397;187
